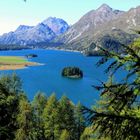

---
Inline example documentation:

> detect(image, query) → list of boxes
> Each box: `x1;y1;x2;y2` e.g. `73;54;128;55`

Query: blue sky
0;0;140;34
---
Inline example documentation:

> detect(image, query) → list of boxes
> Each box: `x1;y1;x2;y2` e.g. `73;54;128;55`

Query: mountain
0;4;140;52
43;17;69;35
0;17;69;46
15;25;34;32
56;4;140;53
56;4;124;44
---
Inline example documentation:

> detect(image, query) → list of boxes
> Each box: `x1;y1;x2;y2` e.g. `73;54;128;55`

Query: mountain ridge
0;4;140;53
55;4;140;53
0;17;69;46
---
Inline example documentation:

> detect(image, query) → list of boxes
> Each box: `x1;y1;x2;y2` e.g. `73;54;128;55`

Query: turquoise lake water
0;49;127;107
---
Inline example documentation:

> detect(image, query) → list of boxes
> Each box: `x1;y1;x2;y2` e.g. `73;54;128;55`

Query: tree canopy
83;35;140;140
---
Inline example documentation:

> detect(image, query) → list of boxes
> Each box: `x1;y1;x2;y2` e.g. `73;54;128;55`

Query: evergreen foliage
75;102;86;140
0;74;21;139
59;129;70;140
62;67;83;78
43;94;61;140
1;35;140;139
59;96;76;139
83;35;140;140
15;95;36;140
0;75;87;140
31;92;47;139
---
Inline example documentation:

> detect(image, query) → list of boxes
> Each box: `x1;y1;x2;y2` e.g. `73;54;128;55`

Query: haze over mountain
0;17;69;45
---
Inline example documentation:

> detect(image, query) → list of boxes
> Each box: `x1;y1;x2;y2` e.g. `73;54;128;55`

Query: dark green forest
0;44;29;51
0;74;86;140
62;67;83;78
1;38;140;140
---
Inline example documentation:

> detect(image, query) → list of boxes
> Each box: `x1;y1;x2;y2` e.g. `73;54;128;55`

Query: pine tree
84;36;140;139
59;129;70;140
0;74;21;139
74;102;86;140
0;73;23;94
80;127;94;140
43;94;61;140
32;92;47;139
15;94;36;140
58;95;76;139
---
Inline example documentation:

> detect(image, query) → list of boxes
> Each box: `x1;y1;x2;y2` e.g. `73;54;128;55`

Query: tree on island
62;67;83;78
25;54;38;58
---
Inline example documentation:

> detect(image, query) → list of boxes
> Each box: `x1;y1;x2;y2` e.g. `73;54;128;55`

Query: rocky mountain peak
0;17;69;45
56;4;140;53
15;25;33;32
58;4;124;44
42;17;69;35
97;4;112;12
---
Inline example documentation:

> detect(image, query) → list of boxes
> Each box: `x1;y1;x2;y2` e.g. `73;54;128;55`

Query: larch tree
0;74;22;139
58;95;76;139
84;36;140;140
59;129;70;140
42;94;61;140
32;92;47;139
74;102;86;140
15;94;36;140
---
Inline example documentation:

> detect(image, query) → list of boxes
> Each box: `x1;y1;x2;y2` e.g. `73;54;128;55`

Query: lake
0;49;127;107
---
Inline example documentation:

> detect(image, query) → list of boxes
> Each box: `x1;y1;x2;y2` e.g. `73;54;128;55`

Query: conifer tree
43;94;61;140
32;92;47;139
0;74;21;139
75;102;86;140
15;94;36;140
59;95;76;139
0;73;23;94
59;129;70;140
80;127;94;140
84;36;140;140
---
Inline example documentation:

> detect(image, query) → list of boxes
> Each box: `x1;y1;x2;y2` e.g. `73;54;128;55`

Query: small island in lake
0;56;39;70
25;54;38;58
62;67;83;78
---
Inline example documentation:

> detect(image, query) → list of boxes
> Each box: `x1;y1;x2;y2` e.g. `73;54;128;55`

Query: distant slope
43;17;69;35
0;4;140;53
56;4;140;53
57;4;124;43
0;17;69;46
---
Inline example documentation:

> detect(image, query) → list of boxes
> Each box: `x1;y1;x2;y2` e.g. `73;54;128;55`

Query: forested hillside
0;74;86;140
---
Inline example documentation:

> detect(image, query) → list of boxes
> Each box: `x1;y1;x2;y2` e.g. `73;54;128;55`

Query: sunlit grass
0;56;27;64
0;56;38;70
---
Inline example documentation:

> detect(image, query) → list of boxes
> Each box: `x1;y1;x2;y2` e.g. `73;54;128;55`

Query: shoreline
0;48;103;57
45;47;83;53
0;56;42;71
0;62;41;71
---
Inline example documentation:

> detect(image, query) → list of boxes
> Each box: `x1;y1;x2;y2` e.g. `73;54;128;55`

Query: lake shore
45;47;83;53
0;56;41;70
0;62;40;70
